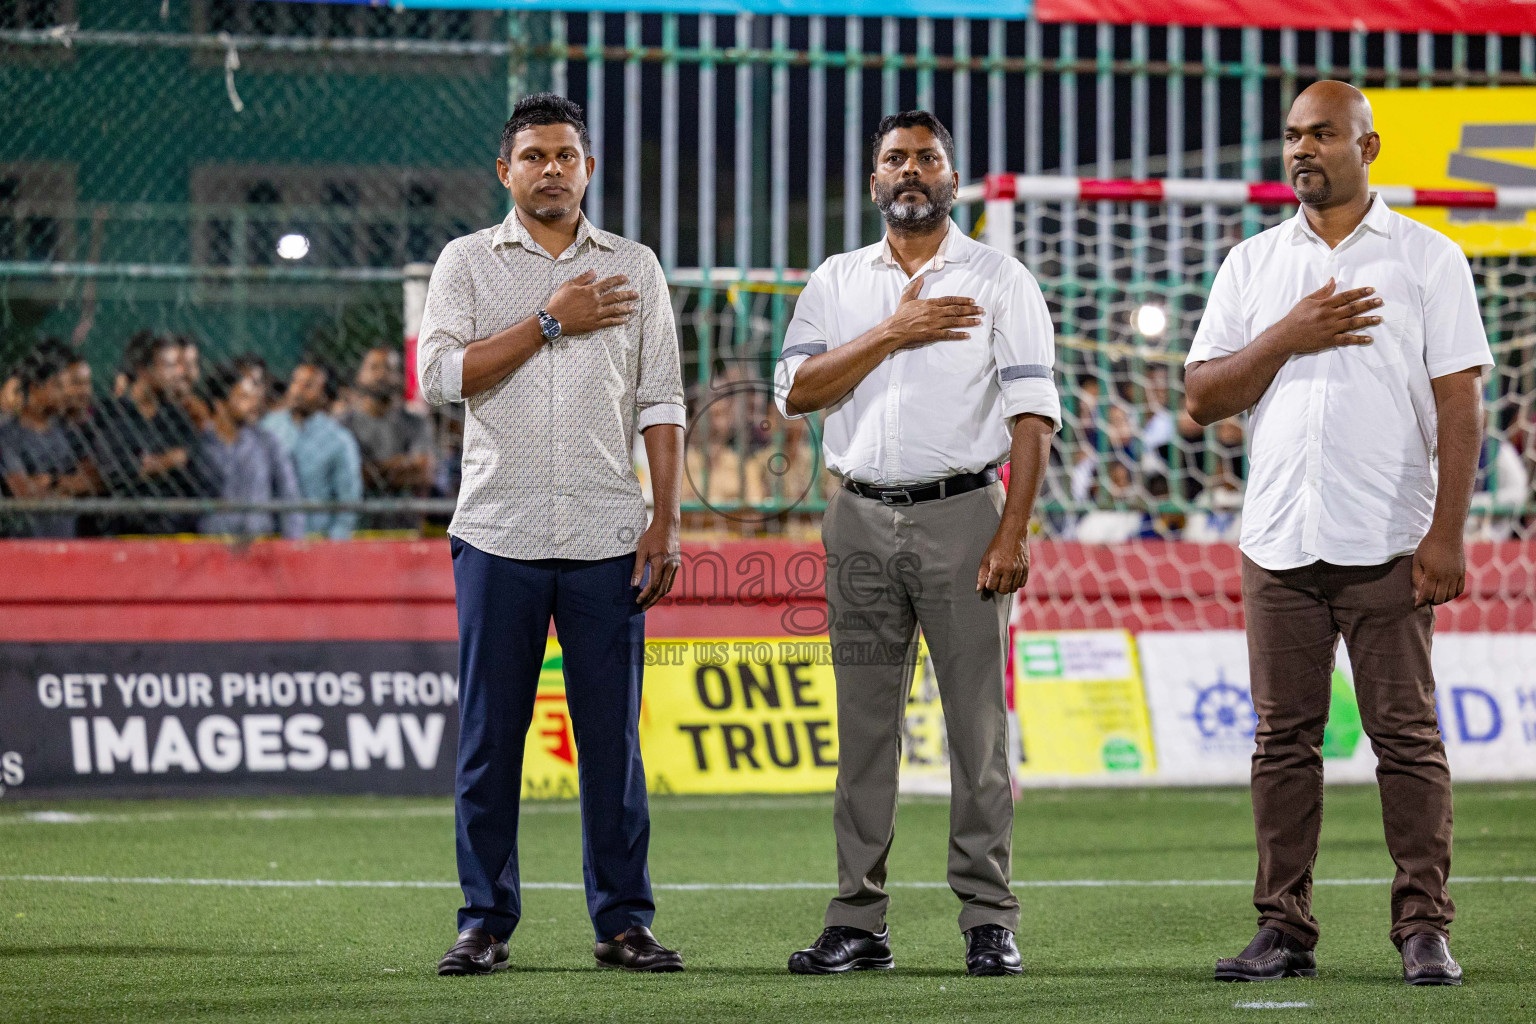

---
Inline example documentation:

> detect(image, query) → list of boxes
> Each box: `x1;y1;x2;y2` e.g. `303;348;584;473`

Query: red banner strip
1034;0;1536;35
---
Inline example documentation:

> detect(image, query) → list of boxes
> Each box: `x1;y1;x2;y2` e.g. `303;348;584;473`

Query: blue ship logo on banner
1190;673;1257;742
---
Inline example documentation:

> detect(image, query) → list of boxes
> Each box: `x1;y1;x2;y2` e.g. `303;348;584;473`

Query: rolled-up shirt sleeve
416;240;475;407
1185;253;1248;365
991;262;1062;431
774;271;832;420
1423;239;1493;379
635;251;686;432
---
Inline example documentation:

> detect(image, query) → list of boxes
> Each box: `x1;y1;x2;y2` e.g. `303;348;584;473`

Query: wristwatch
536;308;562;342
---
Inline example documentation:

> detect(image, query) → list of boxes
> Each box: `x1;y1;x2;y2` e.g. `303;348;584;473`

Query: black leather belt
842;468;999;506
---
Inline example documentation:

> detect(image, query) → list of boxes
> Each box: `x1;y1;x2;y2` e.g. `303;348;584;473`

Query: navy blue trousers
450;537;655;942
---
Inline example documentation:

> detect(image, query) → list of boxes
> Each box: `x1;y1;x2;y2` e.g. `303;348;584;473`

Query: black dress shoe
788;926;894;974
594;925;684;972
964;924;1023;977
1214;927;1317;982
1401;933;1462;986
437;927;509;976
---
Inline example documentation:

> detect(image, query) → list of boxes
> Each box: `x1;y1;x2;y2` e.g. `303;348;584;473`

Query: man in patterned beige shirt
416;94;686;977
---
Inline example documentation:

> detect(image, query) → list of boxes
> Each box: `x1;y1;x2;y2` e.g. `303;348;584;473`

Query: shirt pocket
1357;310;1407;371
928;306;992;375
1345;265;1415;371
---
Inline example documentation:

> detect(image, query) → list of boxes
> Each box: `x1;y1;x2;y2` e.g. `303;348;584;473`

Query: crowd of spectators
0;333;453;540
1050;363;1249;543
4;337;1531;542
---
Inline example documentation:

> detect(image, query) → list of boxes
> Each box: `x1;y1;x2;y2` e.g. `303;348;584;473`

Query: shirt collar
491;207;616;256
870;220;972;271
1288;191;1393;245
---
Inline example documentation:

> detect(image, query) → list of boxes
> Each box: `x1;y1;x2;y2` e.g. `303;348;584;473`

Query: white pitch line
1235;1002;1310;1010
2;874;1533;891
5;787;1529;828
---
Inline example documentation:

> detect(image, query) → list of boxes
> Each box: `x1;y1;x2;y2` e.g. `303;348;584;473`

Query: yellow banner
523;638;865;798
1014;630;1156;778
1365;87;1536;255
522;632;1158;796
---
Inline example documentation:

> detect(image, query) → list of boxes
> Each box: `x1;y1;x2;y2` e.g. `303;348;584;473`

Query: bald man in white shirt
777;111;1060;979
1186;82;1490;987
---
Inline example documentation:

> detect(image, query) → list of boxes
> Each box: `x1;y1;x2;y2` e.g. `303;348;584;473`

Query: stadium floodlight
276;233;310;260
1134;303;1167;338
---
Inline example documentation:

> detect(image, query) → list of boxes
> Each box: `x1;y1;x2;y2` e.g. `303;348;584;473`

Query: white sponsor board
1139;632;1536;785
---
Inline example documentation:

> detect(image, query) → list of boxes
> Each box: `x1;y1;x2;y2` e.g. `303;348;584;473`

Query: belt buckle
880;488;914;506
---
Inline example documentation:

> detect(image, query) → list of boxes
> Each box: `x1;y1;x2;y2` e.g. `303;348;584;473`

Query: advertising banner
1013;630;1156;782
1366;88;1536;256
0;641;461;800
0;637;934;800
526;637;953;796
1139;631;1536;785
524;638;845;798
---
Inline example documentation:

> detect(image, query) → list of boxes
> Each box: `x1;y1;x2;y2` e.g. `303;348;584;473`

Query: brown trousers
1242;554;1454;948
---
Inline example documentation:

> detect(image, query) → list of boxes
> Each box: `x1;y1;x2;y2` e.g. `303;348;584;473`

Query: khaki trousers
822;482;1019;934
1242;554;1454;948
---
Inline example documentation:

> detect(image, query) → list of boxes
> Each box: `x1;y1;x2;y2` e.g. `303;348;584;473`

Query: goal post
970;172;1536;259
952;174;1536;633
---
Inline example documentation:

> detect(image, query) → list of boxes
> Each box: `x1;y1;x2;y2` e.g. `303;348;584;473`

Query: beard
530;201;574;220
1291;165;1332;206
873;177;955;234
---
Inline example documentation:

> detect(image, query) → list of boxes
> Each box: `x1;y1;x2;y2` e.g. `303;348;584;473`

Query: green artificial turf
1;785;1533;1023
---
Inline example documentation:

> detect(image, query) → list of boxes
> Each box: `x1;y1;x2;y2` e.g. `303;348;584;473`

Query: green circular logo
1101;737;1142;772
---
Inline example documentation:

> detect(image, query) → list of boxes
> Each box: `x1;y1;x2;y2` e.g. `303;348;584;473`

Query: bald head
1291;80;1374;135
1283;80;1380;210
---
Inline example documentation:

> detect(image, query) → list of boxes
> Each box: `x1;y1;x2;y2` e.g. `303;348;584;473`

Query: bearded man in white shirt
776;111;1060;979
1185;81;1490;988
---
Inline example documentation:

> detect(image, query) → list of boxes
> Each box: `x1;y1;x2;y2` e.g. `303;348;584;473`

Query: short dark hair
34;336;85;370
202;361;248;407
500;92;591;162
122;330;179;380
294;352;341;402
870;110;956;170
17;348;64;395
231;352;268;380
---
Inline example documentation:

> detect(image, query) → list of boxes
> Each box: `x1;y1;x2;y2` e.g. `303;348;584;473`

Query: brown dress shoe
1215;927;1317;982
1401;933;1462;986
437;927;509;976
594;925;684;972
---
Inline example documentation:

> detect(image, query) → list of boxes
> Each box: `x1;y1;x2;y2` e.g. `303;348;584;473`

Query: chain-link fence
3;2;1534;539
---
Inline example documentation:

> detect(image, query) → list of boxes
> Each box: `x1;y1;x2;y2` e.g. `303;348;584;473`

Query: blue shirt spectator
261;356;362;540
199;363;305;540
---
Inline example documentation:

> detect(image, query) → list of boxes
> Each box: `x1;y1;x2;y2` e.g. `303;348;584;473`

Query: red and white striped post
402;261;433;413
979;173;1536;257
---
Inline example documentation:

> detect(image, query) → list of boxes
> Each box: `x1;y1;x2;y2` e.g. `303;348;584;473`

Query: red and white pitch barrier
977;172;1536;210
965;173;1536;256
